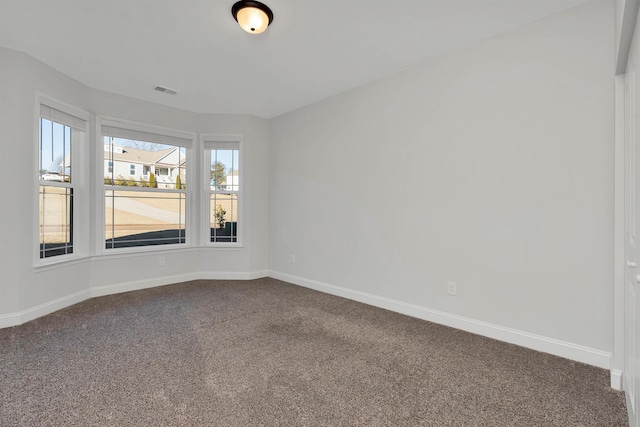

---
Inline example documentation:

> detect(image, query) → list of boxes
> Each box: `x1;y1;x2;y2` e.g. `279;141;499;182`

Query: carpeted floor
0;278;628;426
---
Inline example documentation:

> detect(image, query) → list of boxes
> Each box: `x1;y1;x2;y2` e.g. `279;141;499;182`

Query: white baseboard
0;270;269;329
0;289;90;329
611;369;623;391
90;272;205;298
268;270;613;371
91;269;270;298
199;269;269;281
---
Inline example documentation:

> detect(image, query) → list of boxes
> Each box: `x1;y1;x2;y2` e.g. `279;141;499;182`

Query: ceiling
0;0;588;119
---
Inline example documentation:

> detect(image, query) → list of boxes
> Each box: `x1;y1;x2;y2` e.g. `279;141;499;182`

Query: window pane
104;137;186;189
39;186;73;258
39;118;71;183
105;190;186;248
210;193;237;243
210;149;238;191
103;133;188;250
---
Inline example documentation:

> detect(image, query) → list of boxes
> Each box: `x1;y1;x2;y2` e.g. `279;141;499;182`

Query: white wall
0;47;93;319
0;46;270;325
269;0;615;363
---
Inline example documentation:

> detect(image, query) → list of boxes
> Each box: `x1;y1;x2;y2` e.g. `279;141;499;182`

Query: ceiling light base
232;0;274;34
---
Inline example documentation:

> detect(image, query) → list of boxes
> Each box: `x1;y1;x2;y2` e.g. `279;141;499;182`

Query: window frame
98;116;195;255
202;134;242;247
34;94;89;266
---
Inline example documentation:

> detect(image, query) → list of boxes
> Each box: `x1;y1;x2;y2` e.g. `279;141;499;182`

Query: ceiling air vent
154;85;178;95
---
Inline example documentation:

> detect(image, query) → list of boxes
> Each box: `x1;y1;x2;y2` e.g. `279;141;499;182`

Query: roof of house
105;145;177;165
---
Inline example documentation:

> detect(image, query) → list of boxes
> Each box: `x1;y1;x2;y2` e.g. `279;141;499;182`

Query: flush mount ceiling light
232;0;273;34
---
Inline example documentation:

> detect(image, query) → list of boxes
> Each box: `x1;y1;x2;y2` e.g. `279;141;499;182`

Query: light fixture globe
232;0;274;34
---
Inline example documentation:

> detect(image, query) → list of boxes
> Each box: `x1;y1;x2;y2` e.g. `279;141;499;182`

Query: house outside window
130;164;135;175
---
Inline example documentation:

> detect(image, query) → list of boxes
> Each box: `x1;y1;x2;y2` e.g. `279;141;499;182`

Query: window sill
206;243;243;249
33;254;91;272
99;243;195;257
32;245;244;271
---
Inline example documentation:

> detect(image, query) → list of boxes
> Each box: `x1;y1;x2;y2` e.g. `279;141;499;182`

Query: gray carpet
0;278;628;426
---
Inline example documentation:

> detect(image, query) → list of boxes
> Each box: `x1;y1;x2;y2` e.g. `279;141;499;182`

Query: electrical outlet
159;256;166;266
447;281;457;296
290;254;296;264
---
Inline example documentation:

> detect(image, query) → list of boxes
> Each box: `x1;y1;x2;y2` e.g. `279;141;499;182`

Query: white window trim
33;93;90;267
97;116;196;255
201;134;243;248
